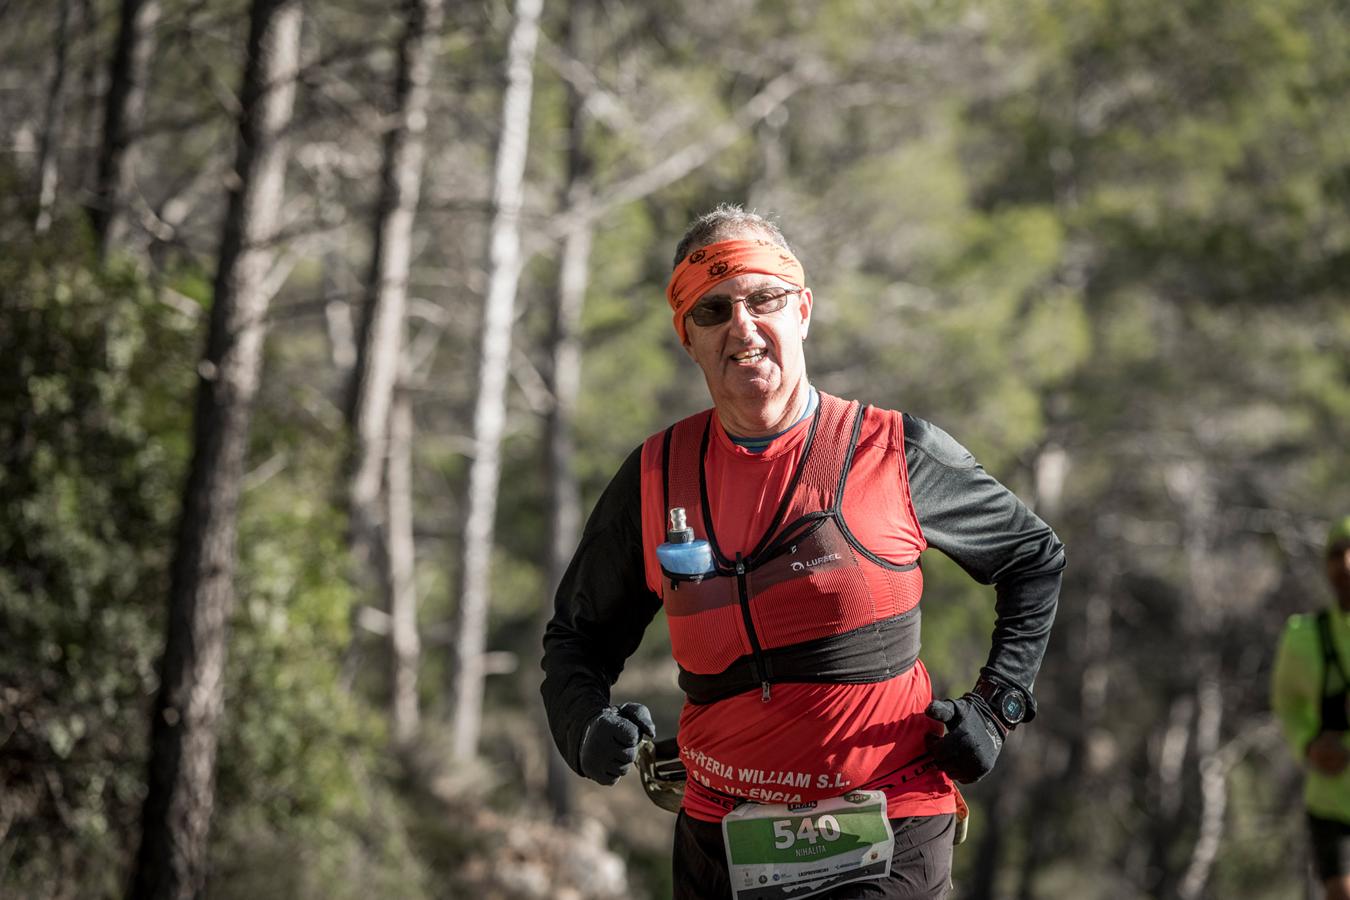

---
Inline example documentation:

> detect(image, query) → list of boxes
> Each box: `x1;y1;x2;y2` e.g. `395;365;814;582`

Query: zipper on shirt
734;553;771;702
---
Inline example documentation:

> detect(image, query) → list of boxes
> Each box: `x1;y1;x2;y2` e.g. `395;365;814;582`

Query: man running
542;205;1066;899
1273;516;1350;900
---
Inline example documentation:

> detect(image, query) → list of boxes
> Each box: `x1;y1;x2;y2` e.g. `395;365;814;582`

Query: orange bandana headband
665;238;805;344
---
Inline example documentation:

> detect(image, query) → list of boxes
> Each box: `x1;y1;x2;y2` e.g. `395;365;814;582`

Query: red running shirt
639;400;957;822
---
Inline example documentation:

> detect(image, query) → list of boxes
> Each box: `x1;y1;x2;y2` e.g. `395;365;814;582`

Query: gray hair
671;203;793;269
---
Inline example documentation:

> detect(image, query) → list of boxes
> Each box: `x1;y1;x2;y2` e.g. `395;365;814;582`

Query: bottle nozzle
666;507;694;543
658;506;711;576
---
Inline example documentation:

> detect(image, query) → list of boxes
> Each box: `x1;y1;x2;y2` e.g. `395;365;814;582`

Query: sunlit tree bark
342;0;443;740
345;0;443;579
450;0;543;762
533;0;595;817
34;0;72;235
387;387;421;746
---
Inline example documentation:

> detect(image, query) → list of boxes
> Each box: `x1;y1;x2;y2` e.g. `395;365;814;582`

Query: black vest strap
1318;611;1349;732
678;607;922;705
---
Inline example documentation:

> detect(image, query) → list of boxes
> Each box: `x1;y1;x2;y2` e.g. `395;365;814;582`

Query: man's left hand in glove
924;692;1007;785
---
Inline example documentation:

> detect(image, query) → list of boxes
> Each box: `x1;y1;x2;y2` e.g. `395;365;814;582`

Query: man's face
1328;541;1350;609
681;270;812;415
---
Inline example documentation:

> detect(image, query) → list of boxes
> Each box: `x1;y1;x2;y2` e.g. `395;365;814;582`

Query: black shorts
1308;814;1350;881
672;809;955;900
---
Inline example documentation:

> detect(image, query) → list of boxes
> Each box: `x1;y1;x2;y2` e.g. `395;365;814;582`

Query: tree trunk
1169;462;1227;900
387;386;421;746
450;0;543;762
965;775;1009;900
73;0;100;194
1177;667;1226;900
534;0;594;817
34;0;73;235
91;0;160;258
536;215;591;815
1142;691;1194;899
344;0;444;579
1015;771;1062;900
310;149;356;376
127;2;302;897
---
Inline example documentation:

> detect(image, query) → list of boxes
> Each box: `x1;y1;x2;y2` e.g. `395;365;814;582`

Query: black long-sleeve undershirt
540;413;1065;774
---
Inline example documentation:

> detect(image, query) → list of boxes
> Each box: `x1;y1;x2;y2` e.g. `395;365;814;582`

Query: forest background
2;0;1348;897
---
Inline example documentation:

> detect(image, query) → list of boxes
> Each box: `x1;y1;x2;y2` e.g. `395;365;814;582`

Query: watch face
1000;692;1026;724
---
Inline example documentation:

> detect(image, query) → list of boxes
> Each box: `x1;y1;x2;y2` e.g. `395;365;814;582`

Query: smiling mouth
730;349;766;364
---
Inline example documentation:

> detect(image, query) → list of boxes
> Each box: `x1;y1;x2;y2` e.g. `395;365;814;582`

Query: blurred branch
535;35;638;134
242;452;287;492
511;345;553;415
402;301;448;381
523;64;824;266
582;66;820;225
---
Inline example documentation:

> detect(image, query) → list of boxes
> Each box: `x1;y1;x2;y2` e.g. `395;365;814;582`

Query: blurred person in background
1273;516;1350;900
541;205;1065;899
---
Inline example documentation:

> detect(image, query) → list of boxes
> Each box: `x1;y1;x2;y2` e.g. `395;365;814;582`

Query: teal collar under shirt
726;386;819;453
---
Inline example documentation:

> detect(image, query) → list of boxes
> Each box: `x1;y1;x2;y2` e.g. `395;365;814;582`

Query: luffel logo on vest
790;553;841;572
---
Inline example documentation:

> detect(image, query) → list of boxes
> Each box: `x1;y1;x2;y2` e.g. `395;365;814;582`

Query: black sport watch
972;676;1031;730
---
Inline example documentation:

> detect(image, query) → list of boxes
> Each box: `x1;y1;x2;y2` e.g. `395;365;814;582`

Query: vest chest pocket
748;523;869;649
750;522;852;590
662;574;753;676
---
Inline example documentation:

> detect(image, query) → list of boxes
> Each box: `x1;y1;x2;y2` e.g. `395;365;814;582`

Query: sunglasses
686;288;800;328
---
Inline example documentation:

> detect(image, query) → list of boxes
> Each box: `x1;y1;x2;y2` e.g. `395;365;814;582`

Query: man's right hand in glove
579;702;656;785
1307;732;1350;776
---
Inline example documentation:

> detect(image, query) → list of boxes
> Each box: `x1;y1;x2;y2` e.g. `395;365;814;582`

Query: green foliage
0;210;428;897
209;783;430;900
220;499;361;823
265;526;426;880
576;207;683;482
0;218;195;895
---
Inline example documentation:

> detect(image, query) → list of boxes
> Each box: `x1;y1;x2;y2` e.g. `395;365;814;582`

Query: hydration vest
641;393;926;704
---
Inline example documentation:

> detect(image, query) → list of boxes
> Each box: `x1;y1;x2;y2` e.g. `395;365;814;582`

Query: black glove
924;693;1007;784
579;702;656;785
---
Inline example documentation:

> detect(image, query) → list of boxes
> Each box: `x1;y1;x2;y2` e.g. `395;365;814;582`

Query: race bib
721;790;894;900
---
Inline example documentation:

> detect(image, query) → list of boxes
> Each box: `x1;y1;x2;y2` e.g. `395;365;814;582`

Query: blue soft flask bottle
657;507;714;582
